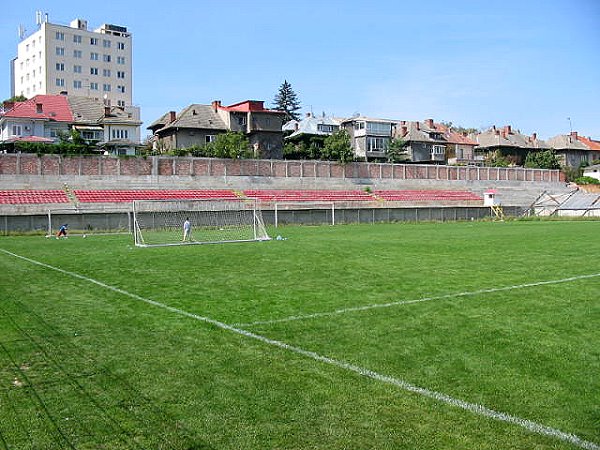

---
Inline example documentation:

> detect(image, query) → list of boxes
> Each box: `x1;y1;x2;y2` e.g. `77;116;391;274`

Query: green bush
574;176;600;185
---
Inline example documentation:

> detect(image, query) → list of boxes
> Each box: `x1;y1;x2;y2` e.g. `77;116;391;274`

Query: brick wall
0;154;565;183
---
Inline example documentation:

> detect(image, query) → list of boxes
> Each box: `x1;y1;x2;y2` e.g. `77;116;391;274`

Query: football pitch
0;220;598;449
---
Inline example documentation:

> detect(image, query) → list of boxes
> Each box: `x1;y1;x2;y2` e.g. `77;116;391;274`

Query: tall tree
273;80;301;122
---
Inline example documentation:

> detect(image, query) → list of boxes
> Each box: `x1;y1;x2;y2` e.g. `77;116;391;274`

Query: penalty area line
1;248;598;450
233;272;600;328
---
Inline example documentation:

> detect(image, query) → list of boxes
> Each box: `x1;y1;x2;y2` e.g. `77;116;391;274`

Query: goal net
132;198;271;247
47;207;132;237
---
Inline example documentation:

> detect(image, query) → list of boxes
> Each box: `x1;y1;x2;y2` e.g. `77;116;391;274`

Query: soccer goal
132;198;271;247
47;207;132;238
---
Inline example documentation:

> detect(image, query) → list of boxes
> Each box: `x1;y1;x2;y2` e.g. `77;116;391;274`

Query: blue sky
2;0;599;140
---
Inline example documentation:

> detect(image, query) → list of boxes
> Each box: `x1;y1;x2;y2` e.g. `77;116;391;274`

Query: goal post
132;198;271;247
46;207;132;237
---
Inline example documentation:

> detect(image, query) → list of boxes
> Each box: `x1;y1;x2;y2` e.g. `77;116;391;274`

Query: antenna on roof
18;25;26;40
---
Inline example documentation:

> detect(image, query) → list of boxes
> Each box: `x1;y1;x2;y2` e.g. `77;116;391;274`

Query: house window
73;65;82;73
117;85;125;93
55;63;65;71
55;47;65;56
354;121;365;130
117;71;125;79
112;129;129;139
206;135;216;144
237;116;246;126
55;31;64;41
90;52;99;61
90;82;99;90
90;37;98;45
317;124;338;133
55;78;65;87
366;122;392;135
73;34;82;44
117;42;125;50
103;83;111;92
103;54;111;62
73;50;82;58
103;69;111;77
90;67;99;75
431;145;445;155
367;137;389;152
73;80;82;89
103;39;111;48
12;125;22;136
117;100;125;107
117;56;126;64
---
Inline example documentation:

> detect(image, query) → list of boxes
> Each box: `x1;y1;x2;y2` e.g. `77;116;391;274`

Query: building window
103;54;111;62
117;56;126;64
354;121;365;130
73;80;82;89
55;31;64;40
237;116;246;126
90;82;99;90
112;129;129;139
56;47;65;56
117;85;125;93
431;145;445;155
103;83;111;92
90;37;98;45
90;52;99;61
317;124;338;133
103;69;111;77
73;50;82;58
55;63;65;71
55;78;65;87
367;137;389;152
73;65;82;73
73;34;82;44
206;135;216;144
12;125;22;136
117;71;126;79
103;39;111;48
366;122;392;135
117;42;125;50
117;100;125;107
90;67;99;75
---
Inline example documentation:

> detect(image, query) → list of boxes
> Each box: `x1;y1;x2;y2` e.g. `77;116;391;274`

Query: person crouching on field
56;224;68;239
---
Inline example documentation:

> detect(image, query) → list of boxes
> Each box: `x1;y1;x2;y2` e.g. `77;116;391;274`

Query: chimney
36;103;43;114
401;120;406;126
492;125;496;131
211;100;221;112
401;126;408;137
169;111;176;123
570;131;578;140
294;122;299;131
426;118;434;128
2;101;14;111
504;125;512;135
531;132;537;141
104;106;111;116
416;121;420;131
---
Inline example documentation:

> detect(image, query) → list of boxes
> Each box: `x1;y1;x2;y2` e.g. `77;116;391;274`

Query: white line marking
233;273;600;327
1;248;598;450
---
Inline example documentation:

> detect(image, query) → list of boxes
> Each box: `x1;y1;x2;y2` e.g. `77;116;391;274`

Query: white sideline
233;273;600;327
1;248;598;450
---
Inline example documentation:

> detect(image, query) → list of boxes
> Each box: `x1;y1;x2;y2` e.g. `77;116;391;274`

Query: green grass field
0;220;598;449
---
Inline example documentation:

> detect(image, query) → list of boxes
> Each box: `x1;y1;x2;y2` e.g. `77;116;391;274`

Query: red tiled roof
577;135;600;151
5;135;54;143
220;100;285;114
2;95;73;122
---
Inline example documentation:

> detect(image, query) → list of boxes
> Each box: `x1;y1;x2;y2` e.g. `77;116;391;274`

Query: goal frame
46;207;133;237
132;198;271;247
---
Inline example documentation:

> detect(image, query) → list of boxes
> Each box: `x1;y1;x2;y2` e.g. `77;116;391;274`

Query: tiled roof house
547;131;600;167
150;100;285;159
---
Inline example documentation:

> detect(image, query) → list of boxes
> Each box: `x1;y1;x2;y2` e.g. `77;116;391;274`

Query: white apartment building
11;16;133;108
